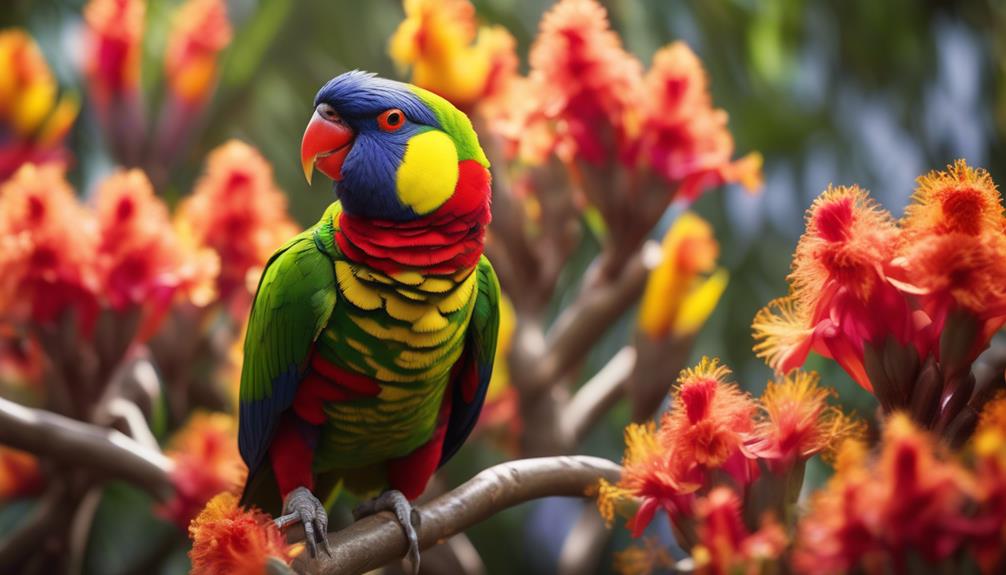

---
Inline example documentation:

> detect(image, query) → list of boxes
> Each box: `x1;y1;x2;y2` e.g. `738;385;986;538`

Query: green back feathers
409;85;489;169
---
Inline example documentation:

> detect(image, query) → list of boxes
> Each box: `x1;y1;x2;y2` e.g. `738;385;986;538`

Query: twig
561;346;636;445
0;396;175;500
293;456;622;575
557;504;610;575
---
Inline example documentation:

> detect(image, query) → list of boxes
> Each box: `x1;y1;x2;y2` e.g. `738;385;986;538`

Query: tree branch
0;396;175;500
561;346;636;445
293;456;621;575
524;242;658;392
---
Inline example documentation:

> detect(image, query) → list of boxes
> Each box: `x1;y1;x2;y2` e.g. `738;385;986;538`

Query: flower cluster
0;446;43;501
794;407;1006;574
494;0;760;199
0;29;78;182
160;411;245;529
0;163;213;338
175;140;299;312
598;357;857;551
753;161;1006;439
83;0;231;172
188;492;298;575
389;0;517;111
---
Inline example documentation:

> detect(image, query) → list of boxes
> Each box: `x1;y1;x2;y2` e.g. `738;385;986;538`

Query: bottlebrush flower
389;0;517;111
159;411;245;529
793;414;973;573
894;161;1006;372
752;185;920;393
660;358;756;471
94;169;218;337
636;43;762;200
0;30;78;180
690;487;787;575
164;0;231;105
83;0;144;107
638;212;727;339
526;0;643;165
747;371;862;473
0;446;43;501
599;358;757;537
188;492;297;575
0;164;99;330
175;140;298;307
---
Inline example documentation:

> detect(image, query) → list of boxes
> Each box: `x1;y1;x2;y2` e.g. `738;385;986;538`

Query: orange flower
660;357;756;470
164;0;231;105
747;371;861;472
0;30;78;180
188;492;297;575
599;358;758;537
753;185;920;392
691;487;787;575
526;0;643;164
612;537;677;575
83;0;144;106
389;0;517;111
637;43;762;200
94;169;217;336
894;161;1006;369
159;412;245;529
175;140;298;306
0;164;99;330
794;415;973;573
0;445;43;501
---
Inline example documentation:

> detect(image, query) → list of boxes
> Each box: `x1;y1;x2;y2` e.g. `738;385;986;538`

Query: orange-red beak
301;109;354;184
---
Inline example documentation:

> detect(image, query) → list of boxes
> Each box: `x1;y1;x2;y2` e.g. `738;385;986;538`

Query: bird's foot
353;490;421;574
275;486;332;558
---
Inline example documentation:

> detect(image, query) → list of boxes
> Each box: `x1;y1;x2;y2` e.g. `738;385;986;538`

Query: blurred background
1;0;1005;573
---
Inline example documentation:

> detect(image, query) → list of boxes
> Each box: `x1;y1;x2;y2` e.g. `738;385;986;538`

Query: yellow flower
0;30;78;179
389;0;517;110
638;212;726;339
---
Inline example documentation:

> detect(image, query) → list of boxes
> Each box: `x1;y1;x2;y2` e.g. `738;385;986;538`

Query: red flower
164;0;231;105
188;492;297;575
175;140;298;308
159;412;245;530
94;169;218;338
636;43;762;200
0;163;99;330
753;185;922;392
691;487;787;575
598;358;757;537
526;0;643;164
83;0;144;107
794;415;973;573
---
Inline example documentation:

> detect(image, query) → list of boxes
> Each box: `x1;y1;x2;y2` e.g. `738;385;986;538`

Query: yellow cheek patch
397;130;458;215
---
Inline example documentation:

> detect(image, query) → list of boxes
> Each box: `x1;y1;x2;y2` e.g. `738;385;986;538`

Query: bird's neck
333;163;491;277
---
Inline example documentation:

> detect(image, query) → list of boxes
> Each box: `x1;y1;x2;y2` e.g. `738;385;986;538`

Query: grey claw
276;486;330;558
353;490;421;573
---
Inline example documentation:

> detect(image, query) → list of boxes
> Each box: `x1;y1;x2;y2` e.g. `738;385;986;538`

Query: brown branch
0;396;175;500
524;242;659;392
561;346;636;445
293;456;622;575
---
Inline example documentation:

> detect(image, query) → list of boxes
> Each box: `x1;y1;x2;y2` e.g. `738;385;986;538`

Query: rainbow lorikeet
238;71;500;567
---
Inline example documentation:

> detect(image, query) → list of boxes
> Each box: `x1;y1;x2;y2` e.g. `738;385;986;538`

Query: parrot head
301;70;490;221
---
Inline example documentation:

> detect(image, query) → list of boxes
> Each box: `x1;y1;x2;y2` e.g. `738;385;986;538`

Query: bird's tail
240;464;283;517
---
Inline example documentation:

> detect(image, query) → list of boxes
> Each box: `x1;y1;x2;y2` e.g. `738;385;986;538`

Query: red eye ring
377;108;405;132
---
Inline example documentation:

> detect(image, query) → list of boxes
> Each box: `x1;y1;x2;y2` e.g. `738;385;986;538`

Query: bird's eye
377;108;405;132
317;103;340;122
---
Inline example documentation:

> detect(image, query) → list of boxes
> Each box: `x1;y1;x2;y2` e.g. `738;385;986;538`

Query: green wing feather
238;208;338;475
